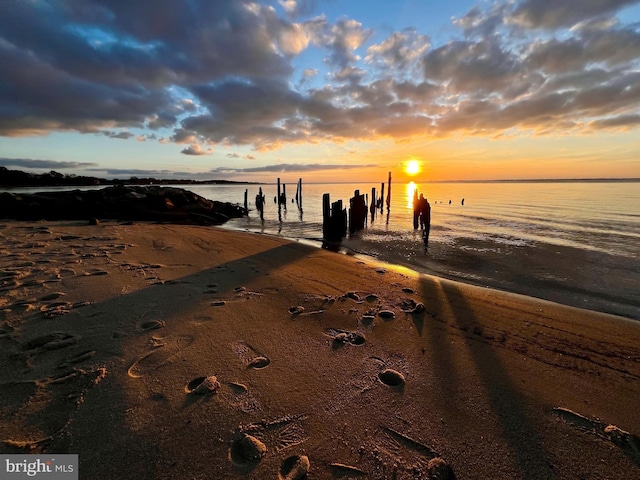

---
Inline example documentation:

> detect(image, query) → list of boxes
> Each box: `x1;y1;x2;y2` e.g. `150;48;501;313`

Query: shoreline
1;220;639;479
224;225;639;322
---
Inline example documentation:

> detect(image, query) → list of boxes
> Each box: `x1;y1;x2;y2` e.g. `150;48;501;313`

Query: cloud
0;158;99;169
86;168;177;177
181;144;213;156
365;29;431;72
210;163;377;174
0;0;639;152
103;131;135;139
509;0;639;30
279;0;317;19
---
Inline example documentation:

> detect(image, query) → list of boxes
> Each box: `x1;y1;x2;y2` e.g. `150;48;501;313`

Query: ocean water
190;181;640;320
4;181;639;318
190;181;639;258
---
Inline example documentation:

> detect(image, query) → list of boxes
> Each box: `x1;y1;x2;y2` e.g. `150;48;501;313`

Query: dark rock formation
0;186;247;225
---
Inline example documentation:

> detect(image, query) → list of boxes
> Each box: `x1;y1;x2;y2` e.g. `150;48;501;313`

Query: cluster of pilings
243;172;392;245
244;177;302;221
322;171;392;243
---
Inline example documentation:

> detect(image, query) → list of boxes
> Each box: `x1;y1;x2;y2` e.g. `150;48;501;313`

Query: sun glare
405;160;420;176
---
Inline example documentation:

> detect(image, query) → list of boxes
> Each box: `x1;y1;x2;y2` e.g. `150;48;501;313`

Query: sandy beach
1;220;639;479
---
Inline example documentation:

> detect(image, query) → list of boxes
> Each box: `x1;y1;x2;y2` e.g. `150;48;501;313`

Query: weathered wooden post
413;188;419;229
281;183;287;209
386;171;392;211
244;189;248;212
380;182;385;213
348;189;367;236
370;187;377;222
277;178;281;205
322;193;347;242
256;187;265;220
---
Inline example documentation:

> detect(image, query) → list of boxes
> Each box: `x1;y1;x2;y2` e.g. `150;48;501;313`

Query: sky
1;0;640;183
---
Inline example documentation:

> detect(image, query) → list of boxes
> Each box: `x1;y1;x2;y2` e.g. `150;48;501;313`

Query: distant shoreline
1;166;638;187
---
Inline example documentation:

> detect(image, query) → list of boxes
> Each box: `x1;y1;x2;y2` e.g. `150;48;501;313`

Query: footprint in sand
127;334;194;378
232;341;270;369
279;455;310;480
378;368;406;388
220;381;262;413
323;356;408;416
235;414;308;460
553;407;640;467
229;433;267;472
0;368;106;448
23;332;80;351
358;426;455;479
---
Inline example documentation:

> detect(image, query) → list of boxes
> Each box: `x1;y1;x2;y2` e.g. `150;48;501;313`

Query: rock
0;186;246;224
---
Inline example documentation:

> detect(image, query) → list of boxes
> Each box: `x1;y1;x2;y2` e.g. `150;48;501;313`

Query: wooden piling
244;189;248;212
413;188;419;229
277;178;281;205
380;182;385;213
322;193;347;242
370;187;377;221
256;187;265;220
348;189;367;235
386;171;392;211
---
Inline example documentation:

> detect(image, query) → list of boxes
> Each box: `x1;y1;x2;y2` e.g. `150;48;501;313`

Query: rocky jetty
0;186;247;225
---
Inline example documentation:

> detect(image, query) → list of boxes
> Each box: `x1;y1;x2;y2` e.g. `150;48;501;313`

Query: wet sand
1;221;639;479
342;234;640;321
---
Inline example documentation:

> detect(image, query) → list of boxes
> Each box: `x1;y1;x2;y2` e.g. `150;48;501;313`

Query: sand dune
1;221;639;479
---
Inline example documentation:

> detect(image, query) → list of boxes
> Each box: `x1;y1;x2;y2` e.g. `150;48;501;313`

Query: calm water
188;181;640;259
4;181;639;318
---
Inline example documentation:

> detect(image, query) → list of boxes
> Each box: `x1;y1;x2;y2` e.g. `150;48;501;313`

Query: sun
405;160;421;176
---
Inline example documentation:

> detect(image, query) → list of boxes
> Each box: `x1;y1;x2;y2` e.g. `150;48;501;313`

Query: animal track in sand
127;334;194;378
232;341;271;369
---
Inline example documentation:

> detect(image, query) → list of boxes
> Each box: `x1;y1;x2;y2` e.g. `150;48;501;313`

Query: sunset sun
405;160;421;176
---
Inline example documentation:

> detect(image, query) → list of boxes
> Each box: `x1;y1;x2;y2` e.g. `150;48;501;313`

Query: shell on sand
278;454;310;480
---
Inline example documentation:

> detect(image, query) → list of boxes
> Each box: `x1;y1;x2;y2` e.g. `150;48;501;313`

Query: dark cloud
280;0;318;19
86;168;177;177
180;145;212;156
0;158;98;169
103;131;135;139
510;0;639;30
0;0;639;151
365;29;431;72
211;163;377;174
